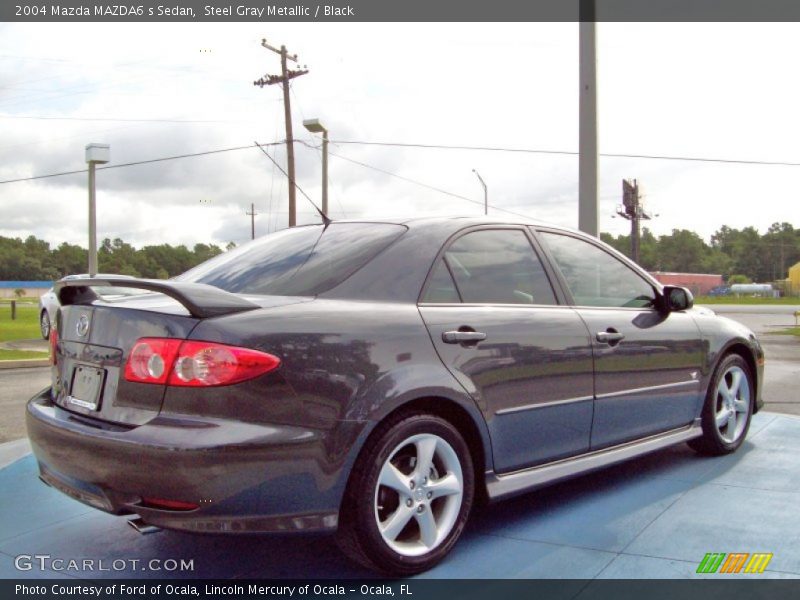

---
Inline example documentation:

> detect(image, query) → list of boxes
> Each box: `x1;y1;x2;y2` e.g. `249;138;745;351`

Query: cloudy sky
1;21;799;249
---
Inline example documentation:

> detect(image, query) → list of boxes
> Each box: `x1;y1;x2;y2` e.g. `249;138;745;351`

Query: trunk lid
54;301;199;426
51;278;306;427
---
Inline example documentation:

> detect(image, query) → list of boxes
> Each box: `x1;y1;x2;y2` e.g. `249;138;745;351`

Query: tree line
1;222;798;283
0;236;235;281
600;222;799;283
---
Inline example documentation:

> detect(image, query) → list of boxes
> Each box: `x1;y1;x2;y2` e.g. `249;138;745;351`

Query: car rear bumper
26;388;358;534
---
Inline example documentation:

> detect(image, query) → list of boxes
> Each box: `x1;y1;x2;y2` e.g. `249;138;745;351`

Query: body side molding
485;419;702;500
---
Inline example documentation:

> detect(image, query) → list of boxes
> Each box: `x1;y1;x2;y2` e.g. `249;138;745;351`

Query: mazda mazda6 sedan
26;217;764;574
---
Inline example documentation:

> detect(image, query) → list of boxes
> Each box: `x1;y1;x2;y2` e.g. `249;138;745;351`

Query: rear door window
423;229;557;305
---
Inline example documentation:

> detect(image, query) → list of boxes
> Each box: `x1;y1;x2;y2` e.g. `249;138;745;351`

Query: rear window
174;223;406;296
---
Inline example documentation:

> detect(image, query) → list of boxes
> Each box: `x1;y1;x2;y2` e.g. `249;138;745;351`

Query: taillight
124;339;182;384
124;338;280;387
48;328;58;366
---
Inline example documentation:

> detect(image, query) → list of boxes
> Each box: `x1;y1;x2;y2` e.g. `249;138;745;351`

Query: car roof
306;215;586;238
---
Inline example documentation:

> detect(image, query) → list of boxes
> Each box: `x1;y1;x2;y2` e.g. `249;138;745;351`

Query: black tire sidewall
701;354;754;453
353;415;474;574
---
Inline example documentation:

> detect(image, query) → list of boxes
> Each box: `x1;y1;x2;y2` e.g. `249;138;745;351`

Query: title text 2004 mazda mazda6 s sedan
26;217;764;574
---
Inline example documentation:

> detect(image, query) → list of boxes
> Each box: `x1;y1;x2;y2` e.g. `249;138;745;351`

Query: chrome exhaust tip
127;517;161;535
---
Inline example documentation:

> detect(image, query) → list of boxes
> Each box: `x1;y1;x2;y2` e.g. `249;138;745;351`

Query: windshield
175;223;406;296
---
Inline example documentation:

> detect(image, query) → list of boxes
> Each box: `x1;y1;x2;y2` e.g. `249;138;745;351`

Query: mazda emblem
76;314;90;337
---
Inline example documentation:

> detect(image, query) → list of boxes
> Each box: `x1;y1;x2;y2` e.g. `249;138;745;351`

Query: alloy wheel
40;311;50;340
714;365;750;443
373;433;463;557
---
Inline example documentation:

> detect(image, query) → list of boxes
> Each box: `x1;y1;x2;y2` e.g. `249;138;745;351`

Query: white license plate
68;365;105;411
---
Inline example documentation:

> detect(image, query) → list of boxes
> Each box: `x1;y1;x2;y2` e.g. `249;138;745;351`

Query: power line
0;115;247;124
298;140;534;220
0;142;282;185
253;141;329;225
330;140;800;168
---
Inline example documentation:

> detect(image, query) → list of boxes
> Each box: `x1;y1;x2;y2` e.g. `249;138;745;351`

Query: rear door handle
596;329;625;345
442;330;487;344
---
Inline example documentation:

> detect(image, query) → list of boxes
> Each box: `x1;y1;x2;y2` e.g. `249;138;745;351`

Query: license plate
68;366;105;411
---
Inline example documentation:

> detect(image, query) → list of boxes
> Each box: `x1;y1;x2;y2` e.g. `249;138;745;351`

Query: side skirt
485;419;702;500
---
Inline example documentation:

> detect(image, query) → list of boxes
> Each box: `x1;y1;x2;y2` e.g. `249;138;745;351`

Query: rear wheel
337;413;474;575
688;354;753;455
39;310;51;340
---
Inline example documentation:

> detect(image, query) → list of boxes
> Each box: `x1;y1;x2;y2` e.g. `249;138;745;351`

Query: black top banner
5;0;800;22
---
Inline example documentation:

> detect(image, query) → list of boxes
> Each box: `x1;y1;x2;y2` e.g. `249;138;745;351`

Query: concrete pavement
0;412;797;579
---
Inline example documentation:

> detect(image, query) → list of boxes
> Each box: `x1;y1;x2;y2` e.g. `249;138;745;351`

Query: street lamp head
303;118;327;134
85;143;110;164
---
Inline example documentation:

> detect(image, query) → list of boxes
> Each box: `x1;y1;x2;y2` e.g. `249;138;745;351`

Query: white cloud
0;21;798;252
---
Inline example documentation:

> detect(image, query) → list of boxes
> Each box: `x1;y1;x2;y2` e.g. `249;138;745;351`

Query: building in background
0;281;52;299
650;272;724;296
788;262;800;296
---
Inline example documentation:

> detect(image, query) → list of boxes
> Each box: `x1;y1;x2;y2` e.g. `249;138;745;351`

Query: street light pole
85;143;110;277
472;169;488;215
578;1;599;237
303;118;329;217
321;128;328;216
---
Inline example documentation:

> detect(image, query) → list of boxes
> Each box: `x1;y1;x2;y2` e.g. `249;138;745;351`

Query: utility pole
617;179;651;264
246;203;258;240
578;0;598;237
254;40;308;228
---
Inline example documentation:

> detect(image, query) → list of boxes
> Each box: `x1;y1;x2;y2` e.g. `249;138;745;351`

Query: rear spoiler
55;277;259;319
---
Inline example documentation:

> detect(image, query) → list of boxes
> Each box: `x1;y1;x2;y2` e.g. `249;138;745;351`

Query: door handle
596;329;625;345
442;330;487;345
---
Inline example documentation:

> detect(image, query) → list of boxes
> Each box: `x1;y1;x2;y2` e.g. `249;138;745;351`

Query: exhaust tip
127;517;161;535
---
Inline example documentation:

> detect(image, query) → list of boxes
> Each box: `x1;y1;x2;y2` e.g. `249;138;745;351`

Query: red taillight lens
48;328;58;365
125;339;182;384
124;338;280;387
169;341;281;387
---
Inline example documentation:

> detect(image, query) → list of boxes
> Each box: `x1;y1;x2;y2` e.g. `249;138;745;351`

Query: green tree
728;274;751;285
655;229;708;273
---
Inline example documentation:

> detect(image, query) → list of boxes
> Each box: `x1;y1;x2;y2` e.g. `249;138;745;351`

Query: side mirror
661;285;694;312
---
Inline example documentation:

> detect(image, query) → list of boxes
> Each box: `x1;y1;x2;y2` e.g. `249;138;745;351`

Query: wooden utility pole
617;179;651;264
254;40;308;228
246;203;258;240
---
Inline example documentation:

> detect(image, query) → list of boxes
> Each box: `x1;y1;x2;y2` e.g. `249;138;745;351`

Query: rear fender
349;363;495;473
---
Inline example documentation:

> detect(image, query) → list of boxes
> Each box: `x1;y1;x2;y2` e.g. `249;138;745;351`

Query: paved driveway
0;412;797;579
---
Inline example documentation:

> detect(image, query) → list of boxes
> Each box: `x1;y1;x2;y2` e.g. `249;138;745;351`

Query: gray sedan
26;217;763;575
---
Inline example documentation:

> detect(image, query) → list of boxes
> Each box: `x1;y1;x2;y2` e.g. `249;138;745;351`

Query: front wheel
40;310;51;340
688;354;754;456
337;413;474;575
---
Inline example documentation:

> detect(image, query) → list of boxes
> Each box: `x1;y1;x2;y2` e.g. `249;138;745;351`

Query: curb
0;359;49;370
0;438;31;469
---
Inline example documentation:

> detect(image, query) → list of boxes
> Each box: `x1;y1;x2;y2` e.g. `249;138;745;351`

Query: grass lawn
695;296;800;305
0;349;48;360
775;327;800;337
0;304;41;343
0;297;41;304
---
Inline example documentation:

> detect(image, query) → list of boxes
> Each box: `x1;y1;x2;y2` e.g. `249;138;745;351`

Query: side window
433;229;556;305
539;232;656;308
421;259;460;303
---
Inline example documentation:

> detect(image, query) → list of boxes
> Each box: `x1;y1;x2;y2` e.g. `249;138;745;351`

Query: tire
40;310;51;340
336;412;474;575
688;354;754;456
